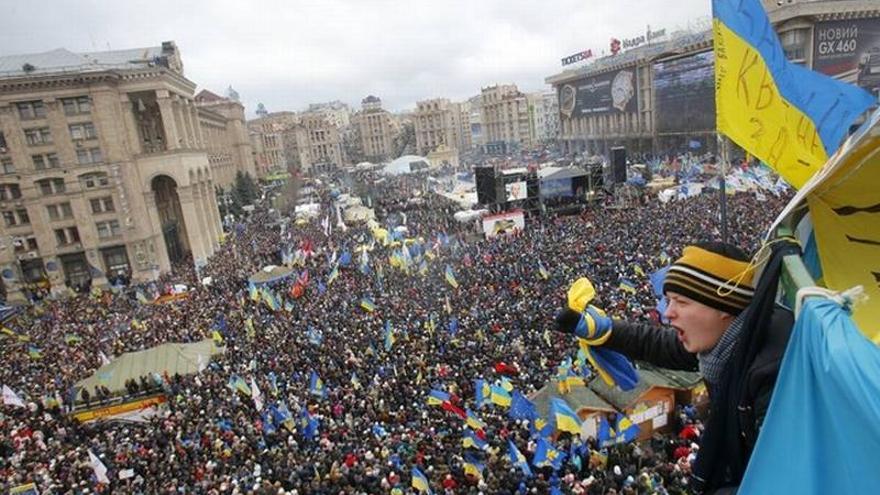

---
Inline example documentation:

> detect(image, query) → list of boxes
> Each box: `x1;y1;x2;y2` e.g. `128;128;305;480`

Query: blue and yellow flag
309;370;326;398
614;413;640;443
465;408;486;431
411;467;432;494
618;279;637;294
713;0;874;189
383;321;395;351
507;440;533;477
327;264;339;285
740;299;880;492
463;454;485;479
248;282;260;302
444;265;459;289
550;398;582;435
534;437;566;470
226;374;251;396
490;384;512;408
359;297;376;313
27;345;42;360
427;389;450;406
462;429;489;450
474;379;491;409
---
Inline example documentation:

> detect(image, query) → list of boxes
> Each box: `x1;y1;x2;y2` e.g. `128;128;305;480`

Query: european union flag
508;390;538;421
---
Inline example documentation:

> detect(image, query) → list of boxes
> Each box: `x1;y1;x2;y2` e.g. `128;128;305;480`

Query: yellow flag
794;114;880;342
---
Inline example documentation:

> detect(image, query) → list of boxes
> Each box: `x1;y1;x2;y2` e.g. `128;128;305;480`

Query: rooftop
0;45;173;79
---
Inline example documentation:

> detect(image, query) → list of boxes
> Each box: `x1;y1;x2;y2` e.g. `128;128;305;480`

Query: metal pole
718;134;729;244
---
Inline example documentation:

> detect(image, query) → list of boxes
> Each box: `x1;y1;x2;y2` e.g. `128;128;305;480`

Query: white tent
382;155;430;176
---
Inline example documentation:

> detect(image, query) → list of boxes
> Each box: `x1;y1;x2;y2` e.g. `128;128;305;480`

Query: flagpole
718;133;729;244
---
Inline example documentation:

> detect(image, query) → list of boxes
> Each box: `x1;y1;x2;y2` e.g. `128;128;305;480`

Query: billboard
558;68;639;118
540;178;574;198
482;210;525;239
653;50;716;134
813;18;880;95
505;181;528;201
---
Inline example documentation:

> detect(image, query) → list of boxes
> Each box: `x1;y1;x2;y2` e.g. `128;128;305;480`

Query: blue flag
740;299;880;492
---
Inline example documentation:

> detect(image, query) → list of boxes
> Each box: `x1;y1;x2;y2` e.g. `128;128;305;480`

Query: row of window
3;197;115;227
0;148;103;174
53;220;121;245
16;97;91;121
0;173;111;200
23;123;97;146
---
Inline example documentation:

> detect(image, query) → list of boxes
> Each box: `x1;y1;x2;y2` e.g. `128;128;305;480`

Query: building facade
0;42;225;301
480;84;537;154
413;98;469;156
547;0;879;157
247;111;297;178
352;95;399;162
194;89;255;188
288;112;346;175
535;92;560;143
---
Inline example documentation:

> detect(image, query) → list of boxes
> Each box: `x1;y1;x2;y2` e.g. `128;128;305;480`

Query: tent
248;265;297;285
76;339;224;396
382;155;430;176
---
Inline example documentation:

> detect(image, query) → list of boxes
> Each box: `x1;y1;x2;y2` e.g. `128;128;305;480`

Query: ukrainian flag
499;376;514;392
615;413;640;443
633;264;645;278
27;345;43;359
598;415;617;447
327;264;339;285
463;454;485;479
713;0;873;189
550;398;582;435
618;279;637;294
360;297;376;313
490;385;512;408
383;321;395;351
211;330;224;345
444;265;459;289
427;389;450;406
411;467;432;494
474;379;490;408
462;429;488;450
309;370;326;398
226;374;251;396
465;408;486;431
248;282;260;301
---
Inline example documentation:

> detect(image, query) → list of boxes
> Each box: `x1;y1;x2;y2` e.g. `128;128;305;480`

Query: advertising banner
540;178;574;198
559;68;639;118
482;210;525;239
653;50;716;134
813;18;880;95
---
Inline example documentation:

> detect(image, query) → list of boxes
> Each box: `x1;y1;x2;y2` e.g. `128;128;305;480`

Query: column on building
156;91;181;150
119;94;143;155
203;180;222;249
142;191;172;273
192;181;215;258
176;186;209;266
196;180;215;249
190;103;204;148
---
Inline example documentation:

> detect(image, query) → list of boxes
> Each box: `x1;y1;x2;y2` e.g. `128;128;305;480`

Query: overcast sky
1;0;710;117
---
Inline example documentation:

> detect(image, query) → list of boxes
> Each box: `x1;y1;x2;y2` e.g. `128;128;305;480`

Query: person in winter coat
557;241;793;493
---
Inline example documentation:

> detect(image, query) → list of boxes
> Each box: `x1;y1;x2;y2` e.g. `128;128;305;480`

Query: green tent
76;339;224;396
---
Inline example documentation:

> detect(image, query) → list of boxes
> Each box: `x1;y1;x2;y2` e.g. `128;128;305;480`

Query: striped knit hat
663;244;755;315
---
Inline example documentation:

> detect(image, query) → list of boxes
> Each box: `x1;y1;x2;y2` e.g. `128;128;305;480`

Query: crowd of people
0;168;791;494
